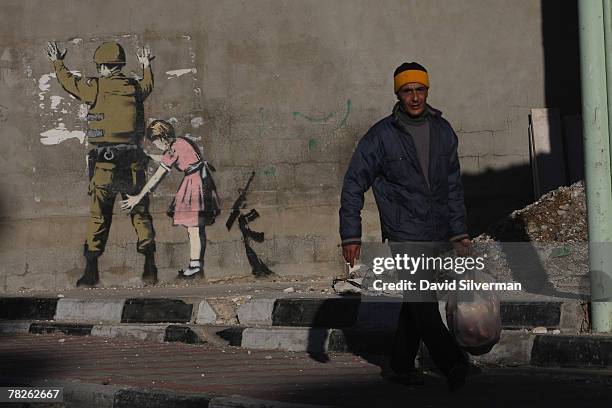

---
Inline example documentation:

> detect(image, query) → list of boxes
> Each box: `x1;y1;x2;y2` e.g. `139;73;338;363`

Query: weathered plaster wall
0;0;546;291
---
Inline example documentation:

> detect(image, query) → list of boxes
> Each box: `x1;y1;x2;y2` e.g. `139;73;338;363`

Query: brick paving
2;333;612;407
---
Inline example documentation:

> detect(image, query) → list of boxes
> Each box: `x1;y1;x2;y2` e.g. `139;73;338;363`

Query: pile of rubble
478;181;587;243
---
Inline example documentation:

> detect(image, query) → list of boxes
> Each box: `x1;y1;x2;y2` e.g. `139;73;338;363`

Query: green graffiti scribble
308;138;317;151
335;99;352;129
256;107;265;137
292;110;336;123
262;166;276;177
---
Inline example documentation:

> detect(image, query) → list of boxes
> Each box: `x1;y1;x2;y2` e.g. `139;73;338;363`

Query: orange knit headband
394;70;430;93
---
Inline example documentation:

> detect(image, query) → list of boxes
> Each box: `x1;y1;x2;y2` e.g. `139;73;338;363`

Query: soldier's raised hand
136;46;153;68
45;41;66;62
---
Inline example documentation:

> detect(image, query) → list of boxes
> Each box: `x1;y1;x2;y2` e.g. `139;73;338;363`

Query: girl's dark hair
146;120;176;142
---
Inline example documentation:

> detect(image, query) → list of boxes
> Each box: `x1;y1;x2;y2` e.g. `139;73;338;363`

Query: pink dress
161;138;206;227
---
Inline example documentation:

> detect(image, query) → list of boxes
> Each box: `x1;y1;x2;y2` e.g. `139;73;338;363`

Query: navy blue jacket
339;105;468;244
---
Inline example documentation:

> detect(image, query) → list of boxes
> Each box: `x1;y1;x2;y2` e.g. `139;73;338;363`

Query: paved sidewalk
2;333;612;407
3;279;334;300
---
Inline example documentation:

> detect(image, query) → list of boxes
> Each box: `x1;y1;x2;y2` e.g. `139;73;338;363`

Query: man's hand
453;238;471;257
136;46;153;68
342;244;361;267
46;41;66;62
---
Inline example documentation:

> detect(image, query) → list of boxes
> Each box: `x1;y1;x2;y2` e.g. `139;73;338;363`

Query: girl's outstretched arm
120;166;169;212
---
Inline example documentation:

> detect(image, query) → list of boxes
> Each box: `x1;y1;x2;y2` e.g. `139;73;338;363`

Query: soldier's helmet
93;42;126;65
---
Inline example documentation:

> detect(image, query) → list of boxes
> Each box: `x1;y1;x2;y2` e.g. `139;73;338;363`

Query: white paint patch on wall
38;73;56;100
50;95;64;111
191;117;204;128
77;104;88;120
38;71;79;101
40;123;85;145
166;68;197;79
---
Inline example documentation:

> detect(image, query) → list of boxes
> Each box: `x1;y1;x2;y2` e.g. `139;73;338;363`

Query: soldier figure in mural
121;120;220;279
45;41;158;287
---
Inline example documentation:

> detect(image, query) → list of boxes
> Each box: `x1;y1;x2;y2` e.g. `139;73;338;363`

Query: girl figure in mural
120;120;220;279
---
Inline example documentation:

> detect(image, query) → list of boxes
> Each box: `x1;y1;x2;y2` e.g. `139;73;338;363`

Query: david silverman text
372;279;523;292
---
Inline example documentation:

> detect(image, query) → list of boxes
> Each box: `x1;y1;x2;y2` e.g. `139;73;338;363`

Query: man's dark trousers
388;242;465;376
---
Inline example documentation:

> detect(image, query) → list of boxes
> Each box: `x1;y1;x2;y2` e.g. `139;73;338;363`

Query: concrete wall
0;0;548;291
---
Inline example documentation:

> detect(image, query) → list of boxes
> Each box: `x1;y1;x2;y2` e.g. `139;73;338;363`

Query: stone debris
473;181;589;297
479;181;586;243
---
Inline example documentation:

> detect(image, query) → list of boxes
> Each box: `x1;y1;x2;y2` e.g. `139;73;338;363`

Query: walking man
339;62;472;390
46;41;158;287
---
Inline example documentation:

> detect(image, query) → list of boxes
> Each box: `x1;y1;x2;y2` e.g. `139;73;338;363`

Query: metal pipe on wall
579;0;612;332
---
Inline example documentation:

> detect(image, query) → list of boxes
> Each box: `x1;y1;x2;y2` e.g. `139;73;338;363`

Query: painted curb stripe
0;298;58;320
121;299;193;323
165;325;203;344
501;302;562;328
55;298;126;323
29;322;94;336
531;334;612;367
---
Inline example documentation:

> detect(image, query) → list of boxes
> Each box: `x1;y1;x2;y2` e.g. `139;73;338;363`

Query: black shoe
77;257;99;288
380;368;426;386
447;363;470;392
142;253;158;285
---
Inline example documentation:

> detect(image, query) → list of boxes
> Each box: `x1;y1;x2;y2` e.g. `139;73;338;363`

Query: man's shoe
447;363;470;392
380;368;426;386
76;257;99;288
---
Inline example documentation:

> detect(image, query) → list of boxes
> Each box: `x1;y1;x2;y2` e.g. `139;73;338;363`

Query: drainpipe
579;0;612;332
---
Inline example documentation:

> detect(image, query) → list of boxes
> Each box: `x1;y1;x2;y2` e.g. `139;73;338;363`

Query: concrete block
458;156;479;174
0;321;31;334
55;298;125;324
29;322;93;336
313;235;342;263
500;302;562;329
559;302;586;331
121;299;193;323
294;163;341;190
470;330;535;366
237;299;276;326
164;325;204;344
0;297;58;320
272;297;360;327
531;334;612;368
195;300;218;324
457;131;494;157
113;389;213;408
354;299;401;332
90;324;166;342
241;327;330;352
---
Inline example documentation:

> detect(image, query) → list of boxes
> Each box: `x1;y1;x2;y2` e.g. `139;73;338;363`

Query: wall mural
225;172;274;278
43;40;258;288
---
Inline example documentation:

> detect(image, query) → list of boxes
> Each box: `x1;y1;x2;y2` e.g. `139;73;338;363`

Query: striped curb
0;296;586;331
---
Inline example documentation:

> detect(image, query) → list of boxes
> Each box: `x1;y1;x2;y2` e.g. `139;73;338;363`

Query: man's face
397;82;428;117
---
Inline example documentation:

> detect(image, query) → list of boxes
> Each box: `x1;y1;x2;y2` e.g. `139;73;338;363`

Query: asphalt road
1;333;611;407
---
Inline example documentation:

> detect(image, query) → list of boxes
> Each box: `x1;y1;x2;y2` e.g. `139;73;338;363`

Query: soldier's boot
142;251;158;285
77;254;100;288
